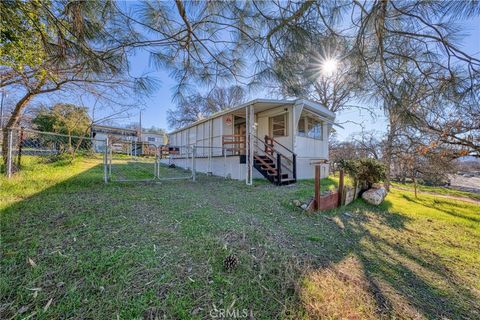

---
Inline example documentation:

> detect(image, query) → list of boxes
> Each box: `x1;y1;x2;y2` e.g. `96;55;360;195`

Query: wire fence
1;127;106;178
2;128;232;183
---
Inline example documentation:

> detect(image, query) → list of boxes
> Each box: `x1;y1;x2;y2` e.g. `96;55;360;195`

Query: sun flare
320;58;338;77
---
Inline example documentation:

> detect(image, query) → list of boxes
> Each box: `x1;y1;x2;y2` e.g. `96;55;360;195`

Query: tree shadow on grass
273;186;479;318
401;193;480;223
296;197;480;319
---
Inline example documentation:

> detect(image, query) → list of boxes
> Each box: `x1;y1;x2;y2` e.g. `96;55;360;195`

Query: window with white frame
147;137;155;142
297;114;323;140
270;113;287;137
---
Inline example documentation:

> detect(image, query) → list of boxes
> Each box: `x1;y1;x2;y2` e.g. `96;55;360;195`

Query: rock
362;187;388;205
301;204;308;210
292;200;302;207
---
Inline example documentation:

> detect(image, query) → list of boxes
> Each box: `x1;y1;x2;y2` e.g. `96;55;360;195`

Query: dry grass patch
298;256;379;319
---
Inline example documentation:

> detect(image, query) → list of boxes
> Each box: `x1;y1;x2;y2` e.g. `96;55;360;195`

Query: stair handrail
265;135;296;156
252;135;294;176
262;135;297;180
252;135;284;157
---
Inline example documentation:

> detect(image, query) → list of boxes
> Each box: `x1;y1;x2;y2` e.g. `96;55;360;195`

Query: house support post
245;105;253;185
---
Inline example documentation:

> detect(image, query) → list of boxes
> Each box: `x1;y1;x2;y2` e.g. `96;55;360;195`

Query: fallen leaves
27;257;37;268
43;298;53;312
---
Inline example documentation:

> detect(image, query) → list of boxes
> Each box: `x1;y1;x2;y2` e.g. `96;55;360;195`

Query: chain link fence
105;140;191;182
1;127;107;178
2;128;232;183
104;141;198;182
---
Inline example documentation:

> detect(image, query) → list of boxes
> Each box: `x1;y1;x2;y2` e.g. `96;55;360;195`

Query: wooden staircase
222;133;297;186
253;154;296;185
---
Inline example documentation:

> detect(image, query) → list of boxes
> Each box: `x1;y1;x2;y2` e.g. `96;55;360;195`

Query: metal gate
105;141;196;182
156;145;196;181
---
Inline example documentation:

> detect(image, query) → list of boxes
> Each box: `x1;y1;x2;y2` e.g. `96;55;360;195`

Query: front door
234;122;246;155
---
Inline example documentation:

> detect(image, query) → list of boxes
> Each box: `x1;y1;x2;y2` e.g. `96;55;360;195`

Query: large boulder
362;187;388;205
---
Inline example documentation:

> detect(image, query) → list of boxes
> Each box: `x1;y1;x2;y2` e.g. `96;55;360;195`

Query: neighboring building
140;132;166;147
91;124;138;141
91;125;166;154
162;99;340;185
91;124;138;152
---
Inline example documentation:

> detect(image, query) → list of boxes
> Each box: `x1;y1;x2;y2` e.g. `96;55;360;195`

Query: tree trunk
2;92;35;170
413;175;418;198
68;131;73;157
383;117;397;191
2;76;46;172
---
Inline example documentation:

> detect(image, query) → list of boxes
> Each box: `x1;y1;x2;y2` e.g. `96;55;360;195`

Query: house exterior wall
296;160;329;179
165;102;334;181
256;105;293;150
160;156;262;180
293;123;330;179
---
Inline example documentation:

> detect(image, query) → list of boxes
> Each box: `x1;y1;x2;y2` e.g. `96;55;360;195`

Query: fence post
223;146;227;179
314;165;321;211
338;169;344;207
108;140;112;177
6;128;13;178
158;146;162;178
103;137;108;183
192;146;196;182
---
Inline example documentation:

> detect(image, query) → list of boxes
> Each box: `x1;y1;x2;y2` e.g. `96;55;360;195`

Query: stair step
255;159;273;164
253;151;296;186
278;178;296;185
261;165;276;171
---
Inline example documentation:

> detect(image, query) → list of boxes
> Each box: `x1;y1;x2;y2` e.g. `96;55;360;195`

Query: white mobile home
164;99;340;185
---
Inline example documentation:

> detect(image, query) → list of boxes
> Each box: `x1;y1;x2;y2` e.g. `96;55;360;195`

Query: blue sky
123;13;479;140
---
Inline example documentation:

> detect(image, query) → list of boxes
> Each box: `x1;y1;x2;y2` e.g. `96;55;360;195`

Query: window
298;117;305;135
298;115;323;140
270;113;287;137
147;137;155;142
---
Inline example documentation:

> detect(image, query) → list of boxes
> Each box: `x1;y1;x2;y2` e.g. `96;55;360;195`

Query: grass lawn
1;158;479;319
391;181;480;201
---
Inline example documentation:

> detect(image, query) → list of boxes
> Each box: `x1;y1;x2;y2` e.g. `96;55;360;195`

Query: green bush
338;158;386;188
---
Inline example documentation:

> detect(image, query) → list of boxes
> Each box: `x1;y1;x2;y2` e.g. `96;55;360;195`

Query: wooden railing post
314;165;320;210
292;153;297;181
276;153;282;185
338;169;344;207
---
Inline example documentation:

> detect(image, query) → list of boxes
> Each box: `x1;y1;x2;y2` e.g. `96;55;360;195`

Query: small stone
301;204;308;210
292;200;301;206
